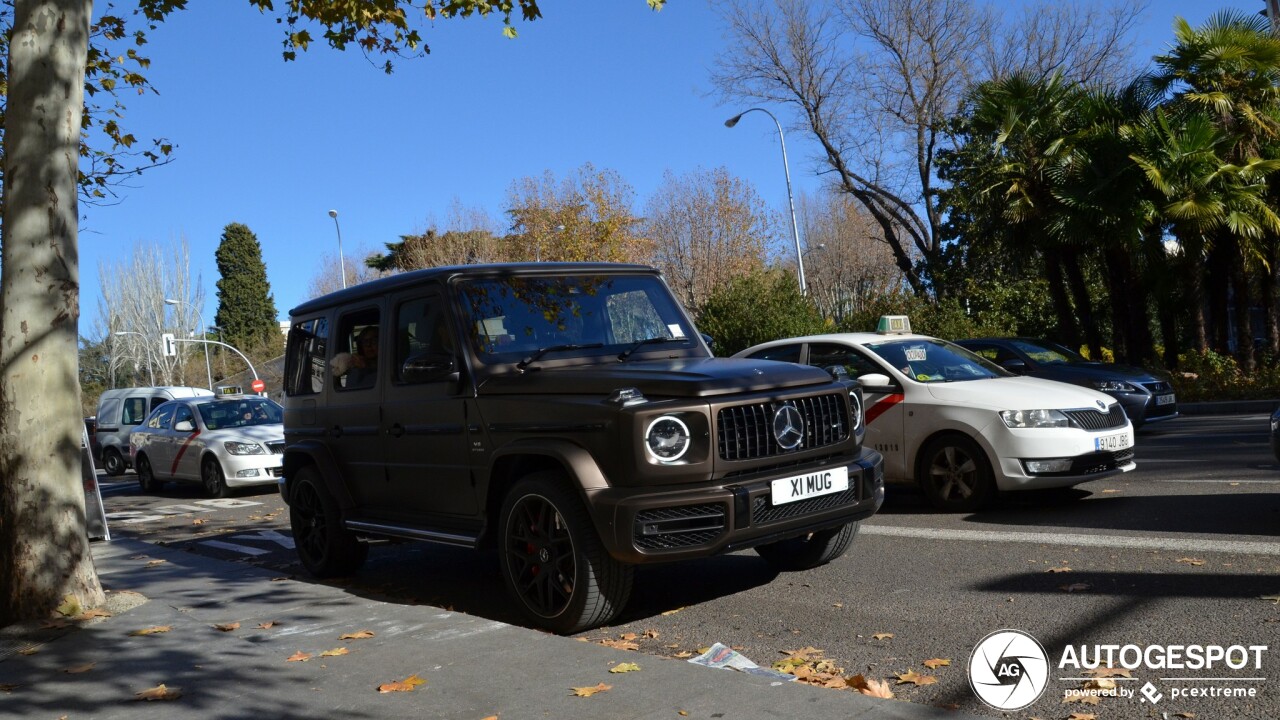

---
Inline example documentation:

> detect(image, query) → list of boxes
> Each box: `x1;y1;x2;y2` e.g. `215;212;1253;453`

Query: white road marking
862;524;1280;556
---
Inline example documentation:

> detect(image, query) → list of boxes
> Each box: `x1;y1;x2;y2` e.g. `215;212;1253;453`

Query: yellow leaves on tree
570;682;612;697
377;674;426;693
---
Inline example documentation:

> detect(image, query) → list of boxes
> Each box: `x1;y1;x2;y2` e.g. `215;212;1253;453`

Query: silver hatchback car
129;394;284;497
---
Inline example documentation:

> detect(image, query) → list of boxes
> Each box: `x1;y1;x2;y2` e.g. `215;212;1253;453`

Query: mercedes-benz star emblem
773;403;806;450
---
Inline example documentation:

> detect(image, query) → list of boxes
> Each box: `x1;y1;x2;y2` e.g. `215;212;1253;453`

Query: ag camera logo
968;629;1050;711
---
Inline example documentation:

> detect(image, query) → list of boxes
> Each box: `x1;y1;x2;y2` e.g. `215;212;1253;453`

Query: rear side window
285;317;329;396
747;345;801;364
146;403;176;430
121;397;148;425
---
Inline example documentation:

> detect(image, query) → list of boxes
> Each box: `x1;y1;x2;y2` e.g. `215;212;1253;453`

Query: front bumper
589;449;884;564
220;453;284;488
989;424;1136;491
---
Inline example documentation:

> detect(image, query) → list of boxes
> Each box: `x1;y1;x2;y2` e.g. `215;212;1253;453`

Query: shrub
695;270;827;356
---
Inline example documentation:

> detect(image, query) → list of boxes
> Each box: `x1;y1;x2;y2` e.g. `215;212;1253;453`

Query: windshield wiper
618;336;684;362
516;343;603;371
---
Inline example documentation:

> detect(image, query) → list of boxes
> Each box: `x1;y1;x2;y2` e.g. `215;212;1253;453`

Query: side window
173;404;194;430
395;296;454;384
121;397;147;426
747;345;802;364
147;403;177;430
285;317;329;396
334;310;381;391
808;343;881;378
964;344;1003;362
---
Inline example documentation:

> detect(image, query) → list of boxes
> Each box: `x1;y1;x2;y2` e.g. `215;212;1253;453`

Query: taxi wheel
755;522;859;571
136;454;163;493
103;448;126;477
202;457;231;499
498;471;633;634
918;435;993;512
290;467;367;578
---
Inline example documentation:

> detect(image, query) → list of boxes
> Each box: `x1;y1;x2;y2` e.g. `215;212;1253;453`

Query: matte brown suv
280;263;883;633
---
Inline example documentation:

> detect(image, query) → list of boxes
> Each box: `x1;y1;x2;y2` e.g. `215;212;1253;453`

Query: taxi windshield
197;398;282;430
865;338;1009;383
1009;338;1085;365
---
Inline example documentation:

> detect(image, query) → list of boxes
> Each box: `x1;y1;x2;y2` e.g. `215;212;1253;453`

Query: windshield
197;398;283;430
864;338;1009;383
1009;338;1085;365
456;274;699;365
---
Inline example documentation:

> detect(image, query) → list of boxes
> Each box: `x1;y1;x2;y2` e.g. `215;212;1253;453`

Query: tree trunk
1206;241;1231;353
0;0;103;626
1261;239;1279;356
1063;248;1101;358
1227;236;1256;374
1104;248;1131;363
1043;248;1079;349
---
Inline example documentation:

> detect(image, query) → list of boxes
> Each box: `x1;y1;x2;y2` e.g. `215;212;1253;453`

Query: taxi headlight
1000;409;1070;429
1092;380;1136;392
224;441;266;455
646;416;691;462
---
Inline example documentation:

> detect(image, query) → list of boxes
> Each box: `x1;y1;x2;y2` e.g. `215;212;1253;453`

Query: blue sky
79;1;1258;330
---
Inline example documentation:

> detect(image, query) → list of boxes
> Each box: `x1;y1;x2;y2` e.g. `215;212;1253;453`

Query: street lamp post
725;107;807;294
113;331;156;385
328;209;347;289
164;298;213;391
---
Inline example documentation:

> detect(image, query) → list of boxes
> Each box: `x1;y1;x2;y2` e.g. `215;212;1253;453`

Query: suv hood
926;376;1117;411
479;357;834;398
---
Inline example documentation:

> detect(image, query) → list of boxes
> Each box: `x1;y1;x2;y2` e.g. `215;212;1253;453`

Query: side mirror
700;332;715;352
174;420;195;433
858;373;897;393
402;352;459;384
1000;359;1028;374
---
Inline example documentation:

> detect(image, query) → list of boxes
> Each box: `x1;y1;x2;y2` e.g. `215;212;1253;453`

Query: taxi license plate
771;467;849;506
1095;431;1132;452
1156;393;1175;406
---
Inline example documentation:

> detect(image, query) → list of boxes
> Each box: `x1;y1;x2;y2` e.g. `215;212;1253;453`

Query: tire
136;454;163;493
202;457;231;499
103;447;126;477
754;522;859;571
917;435;994;512
289;466;367;578
498;471;633;634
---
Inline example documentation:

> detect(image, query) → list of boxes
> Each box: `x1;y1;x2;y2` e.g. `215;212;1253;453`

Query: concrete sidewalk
0;538;979;720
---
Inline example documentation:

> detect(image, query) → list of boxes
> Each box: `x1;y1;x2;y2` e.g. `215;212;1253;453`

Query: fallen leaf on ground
1082;666;1132;678
1060;583;1092;593
256;622;279;629
377;674;426;693
135;684;181;701
270;577;290;582
660;607;683;616
144;560;167;568
1176;557;1205;566
599;638;639;651
320;647;350;657
18;647;38;656
213;622;240;632
1084;678;1116;690
922;658;951;669
287;651;312;662
679;712;689;717
619;632;638;641
1261;594;1280;604
1047;567;1072;573
609;662;641;673
673;651;694;659
643;629;659;639
847;674;894;698
74;608;111;621
39;619;72;630
1063;691;1101;705
570;682;611;697
62;662;96;674
1068;714;1097;720
55;595;82;617
0;684;17;692
340;630;375;640
872;633;894;640
780;646;823;658
895;670;937;686
130;625;172;636
1101;489;1120;493
192;518;206;525
1173;713;1196;718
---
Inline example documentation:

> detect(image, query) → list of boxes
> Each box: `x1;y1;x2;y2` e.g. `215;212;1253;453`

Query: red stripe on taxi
171;430;201;475
865;394;904;425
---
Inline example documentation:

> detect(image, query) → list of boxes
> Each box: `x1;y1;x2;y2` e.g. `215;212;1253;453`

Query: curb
1177;399;1279;416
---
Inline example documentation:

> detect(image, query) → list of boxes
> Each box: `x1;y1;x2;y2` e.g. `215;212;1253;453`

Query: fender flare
283;440;357;510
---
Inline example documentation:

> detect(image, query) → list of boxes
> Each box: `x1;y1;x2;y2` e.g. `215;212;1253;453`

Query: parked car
280;262;884;633
953;337;1177;429
735;317;1135;512
129;394;284;497
1271;406;1280;463
95;386;215;476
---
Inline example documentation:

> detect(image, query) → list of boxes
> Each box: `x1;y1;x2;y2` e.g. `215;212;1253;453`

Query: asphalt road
96;413;1280;719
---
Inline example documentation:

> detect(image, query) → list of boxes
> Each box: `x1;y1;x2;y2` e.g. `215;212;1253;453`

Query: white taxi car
129;394;284;497
735;317;1135;511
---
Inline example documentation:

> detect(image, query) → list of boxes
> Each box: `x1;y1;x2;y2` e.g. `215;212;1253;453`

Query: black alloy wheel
136;454;163;493
289;467;367;578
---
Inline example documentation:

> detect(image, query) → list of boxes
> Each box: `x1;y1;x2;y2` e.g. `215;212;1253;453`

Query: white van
95;386;214;476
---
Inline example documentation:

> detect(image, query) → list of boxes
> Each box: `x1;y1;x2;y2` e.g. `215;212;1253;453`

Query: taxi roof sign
877;315;912;335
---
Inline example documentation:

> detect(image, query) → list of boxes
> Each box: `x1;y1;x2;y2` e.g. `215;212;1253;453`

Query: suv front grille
634;504;726;551
1063;406;1127;431
751;487;859;525
717;394;849;461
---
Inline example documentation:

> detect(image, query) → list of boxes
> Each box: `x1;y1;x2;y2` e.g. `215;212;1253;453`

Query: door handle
388;423;405;438
329;425;343;439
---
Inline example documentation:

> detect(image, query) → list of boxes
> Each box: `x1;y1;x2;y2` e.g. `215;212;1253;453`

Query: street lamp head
724;114;743;128
113;331;131;337
163;298;178;306
328;209;338;219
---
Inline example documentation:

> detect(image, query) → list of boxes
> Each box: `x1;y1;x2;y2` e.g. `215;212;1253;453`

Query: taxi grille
1063;406;1127;431
752;487;858;525
717;394;849;461
633;504;726;551
267;441;286;454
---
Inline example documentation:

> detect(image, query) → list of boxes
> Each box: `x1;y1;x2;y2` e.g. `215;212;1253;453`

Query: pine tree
213;223;279;353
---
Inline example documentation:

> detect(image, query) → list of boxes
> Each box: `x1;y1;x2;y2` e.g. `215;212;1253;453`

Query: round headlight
646;415;691;462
